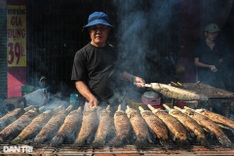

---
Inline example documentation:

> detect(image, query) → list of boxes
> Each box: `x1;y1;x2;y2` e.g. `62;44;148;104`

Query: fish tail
231;129;234;134
34;136;44;144
159;139;173;149
50;135;64;147
32;140;42;147
108;137;124;147
73;138;85;147
176;139;191;148
135;138;148;149
0;137;4;143
217;134;232;147
92;139;103;148
10;137;23;145
199;138;210;147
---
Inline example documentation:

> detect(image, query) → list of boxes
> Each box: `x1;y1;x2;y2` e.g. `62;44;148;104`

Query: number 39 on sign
7;41;26;67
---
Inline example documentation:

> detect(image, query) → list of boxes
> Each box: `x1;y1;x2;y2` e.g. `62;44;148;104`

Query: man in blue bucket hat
83;11;114;28
71;11;145;113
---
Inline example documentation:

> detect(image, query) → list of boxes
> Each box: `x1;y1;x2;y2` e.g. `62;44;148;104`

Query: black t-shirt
194;41;224;66
193;40;225;88
71;43;118;101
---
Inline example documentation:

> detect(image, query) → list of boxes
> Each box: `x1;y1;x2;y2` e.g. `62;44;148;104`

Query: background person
71;11;145;113
38;76;50;90
193;23;226;89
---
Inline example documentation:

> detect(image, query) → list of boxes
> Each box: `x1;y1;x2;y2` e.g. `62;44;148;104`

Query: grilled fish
73;107;98;147
0;105;34;131
111;104;132;147
163;104;207;146
0;108;40;143
148;104;188;143
139;106;170;148
33;105;73;144
10;106;63;144
50;106;83;146
180;106;232;147
144;83;208;101
92;105;115;147
126;105;153;148
195;108;234;130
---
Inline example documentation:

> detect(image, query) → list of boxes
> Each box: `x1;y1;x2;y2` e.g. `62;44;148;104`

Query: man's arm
121;71;145;87
75;81;98;108
194;57;217;72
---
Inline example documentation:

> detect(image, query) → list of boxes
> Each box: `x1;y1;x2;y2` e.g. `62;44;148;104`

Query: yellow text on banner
7;5;26;67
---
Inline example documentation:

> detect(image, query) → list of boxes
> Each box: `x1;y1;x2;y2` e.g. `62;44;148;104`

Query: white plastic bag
24;89;50;106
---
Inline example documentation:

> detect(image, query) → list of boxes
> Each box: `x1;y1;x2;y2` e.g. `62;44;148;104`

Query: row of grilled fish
0;103;233;149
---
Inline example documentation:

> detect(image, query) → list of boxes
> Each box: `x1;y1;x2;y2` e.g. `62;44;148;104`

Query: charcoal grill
182;83;234;99
1;83;234;155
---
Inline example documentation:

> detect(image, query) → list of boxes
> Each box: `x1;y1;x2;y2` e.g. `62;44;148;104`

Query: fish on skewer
137;83;208;101
23;105;35;111
10;106;63;144
50;106;83;146
73;107;98;147
126;105;153;149
179;106;232;147
148;104;188;144
138;106;171;148
33;105;73;144
92;105;115;147
163;104;207;146
195;108;234;130
0;105;34;131
111;104;132;147
0;107;40;143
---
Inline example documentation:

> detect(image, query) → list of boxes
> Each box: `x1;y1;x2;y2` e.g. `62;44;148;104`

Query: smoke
112;0;180;99
113;0;180;72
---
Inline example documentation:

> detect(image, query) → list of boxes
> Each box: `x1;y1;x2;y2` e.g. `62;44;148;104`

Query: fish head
195;108;206;113
170;109;183;116
126;106;138;118
141;110;153;117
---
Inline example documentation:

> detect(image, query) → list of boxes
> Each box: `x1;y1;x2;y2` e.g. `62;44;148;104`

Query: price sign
7;5;26;67
8;42;26;65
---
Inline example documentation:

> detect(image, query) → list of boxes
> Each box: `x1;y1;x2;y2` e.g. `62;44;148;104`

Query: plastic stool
3;97;26;112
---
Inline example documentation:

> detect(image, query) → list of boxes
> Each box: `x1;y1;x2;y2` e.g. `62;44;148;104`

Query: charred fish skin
50;107;83;146
92;105;115;148
0;108;25;132
0;108;40;143
11;110;54;144
138;106;171;148
148;105;188;144
139;107;169;140
73;107;98;147
195;108;234;130
181;107;232;148
0;105;34;132
149;83;208;101
111;105;132;147
163;105;207;146
126;106;153;149
33;106;73;144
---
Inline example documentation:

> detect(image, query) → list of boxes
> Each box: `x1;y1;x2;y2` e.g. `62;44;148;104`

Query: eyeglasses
89;26;110;31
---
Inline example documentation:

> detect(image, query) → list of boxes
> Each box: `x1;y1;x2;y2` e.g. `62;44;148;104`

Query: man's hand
209;65;218;72
88;96;99;108
134;76;145;88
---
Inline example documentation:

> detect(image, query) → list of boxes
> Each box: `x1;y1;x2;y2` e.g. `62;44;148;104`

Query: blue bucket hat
83;11;114;28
